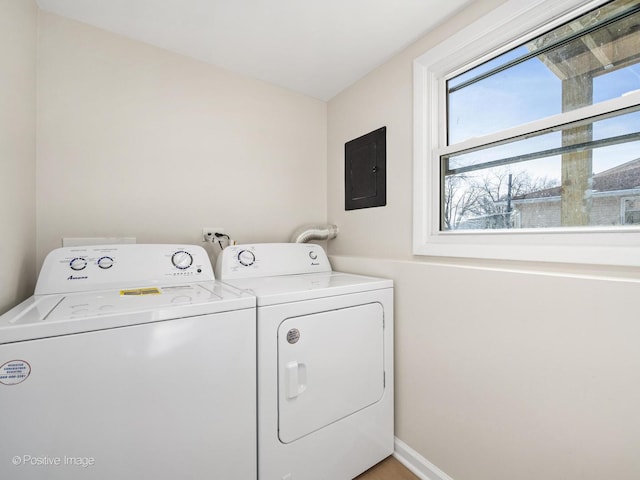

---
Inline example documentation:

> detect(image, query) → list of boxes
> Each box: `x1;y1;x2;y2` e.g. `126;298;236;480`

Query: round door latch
286;328;300;344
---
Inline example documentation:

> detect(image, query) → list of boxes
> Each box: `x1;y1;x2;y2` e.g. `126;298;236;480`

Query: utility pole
506;173;513;228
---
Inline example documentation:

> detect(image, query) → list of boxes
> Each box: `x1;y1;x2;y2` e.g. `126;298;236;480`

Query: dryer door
277;302;384;443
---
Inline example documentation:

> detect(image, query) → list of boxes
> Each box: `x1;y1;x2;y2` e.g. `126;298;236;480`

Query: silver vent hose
290;224;339;243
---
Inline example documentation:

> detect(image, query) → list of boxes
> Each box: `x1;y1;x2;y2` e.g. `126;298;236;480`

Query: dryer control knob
238;250;255;267
69;257;87;271
172;251;193;270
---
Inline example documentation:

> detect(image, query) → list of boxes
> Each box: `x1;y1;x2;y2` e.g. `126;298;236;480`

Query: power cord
214;232;230;250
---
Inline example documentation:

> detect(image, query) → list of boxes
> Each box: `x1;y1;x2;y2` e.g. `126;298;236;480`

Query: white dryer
0;244;256;480
216;243;394;480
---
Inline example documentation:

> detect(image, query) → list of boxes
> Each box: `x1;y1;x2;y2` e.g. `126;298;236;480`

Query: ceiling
35;0;473;100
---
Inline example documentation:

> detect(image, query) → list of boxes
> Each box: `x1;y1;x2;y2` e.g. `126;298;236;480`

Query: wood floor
354;456;419;480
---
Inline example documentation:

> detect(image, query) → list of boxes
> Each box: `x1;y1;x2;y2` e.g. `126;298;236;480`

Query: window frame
413;0;640;266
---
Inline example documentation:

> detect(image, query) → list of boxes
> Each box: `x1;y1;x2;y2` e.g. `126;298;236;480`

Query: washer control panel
36;244;215;295
215;243;332;280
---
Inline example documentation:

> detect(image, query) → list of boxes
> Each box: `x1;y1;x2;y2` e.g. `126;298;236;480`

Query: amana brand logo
67;275;88;280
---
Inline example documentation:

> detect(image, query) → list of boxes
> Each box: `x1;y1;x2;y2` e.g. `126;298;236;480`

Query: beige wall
36;12;327;267
331;255;640;480
0;0;37;314
327;1;640;479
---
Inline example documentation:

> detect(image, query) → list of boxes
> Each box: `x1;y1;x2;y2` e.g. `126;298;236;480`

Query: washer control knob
69;257;87;271
238;250;255;267
97;256;114;269
172;251;193;270
309;251;318;260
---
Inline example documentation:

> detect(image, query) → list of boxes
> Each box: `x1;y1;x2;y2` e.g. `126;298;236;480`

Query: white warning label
0;360;31;385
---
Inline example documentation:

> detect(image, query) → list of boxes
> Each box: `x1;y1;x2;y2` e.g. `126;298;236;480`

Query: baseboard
393;437;455;480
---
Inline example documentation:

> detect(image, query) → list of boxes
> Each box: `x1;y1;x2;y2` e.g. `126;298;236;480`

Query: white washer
216;243;394;480
0;244;256;480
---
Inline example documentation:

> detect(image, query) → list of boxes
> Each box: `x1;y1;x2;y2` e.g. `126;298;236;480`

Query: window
623;197;640;224
413;0;640;266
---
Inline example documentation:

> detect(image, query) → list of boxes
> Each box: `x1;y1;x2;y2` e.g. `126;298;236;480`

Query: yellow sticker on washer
120;287;161;296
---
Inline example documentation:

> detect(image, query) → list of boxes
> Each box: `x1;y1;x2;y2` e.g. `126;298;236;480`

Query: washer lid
0;281;254;344
221;272;392;306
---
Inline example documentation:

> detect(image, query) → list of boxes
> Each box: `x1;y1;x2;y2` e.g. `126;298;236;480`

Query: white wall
327;1;640;479
36;11;327;266
0;0;37;314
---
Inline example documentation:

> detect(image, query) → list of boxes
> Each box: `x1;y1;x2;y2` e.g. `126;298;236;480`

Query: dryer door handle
285;361;307;399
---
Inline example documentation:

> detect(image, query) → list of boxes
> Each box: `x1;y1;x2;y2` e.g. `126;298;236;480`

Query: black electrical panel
344;126;386;211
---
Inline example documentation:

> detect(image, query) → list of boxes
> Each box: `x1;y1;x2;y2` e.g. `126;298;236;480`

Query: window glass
623;197;640;223
447;0;640;144
442;109;640;230
442;0;640;232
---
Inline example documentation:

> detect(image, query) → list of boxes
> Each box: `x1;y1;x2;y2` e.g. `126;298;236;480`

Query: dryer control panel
215;243;331;280
35;244;215;295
